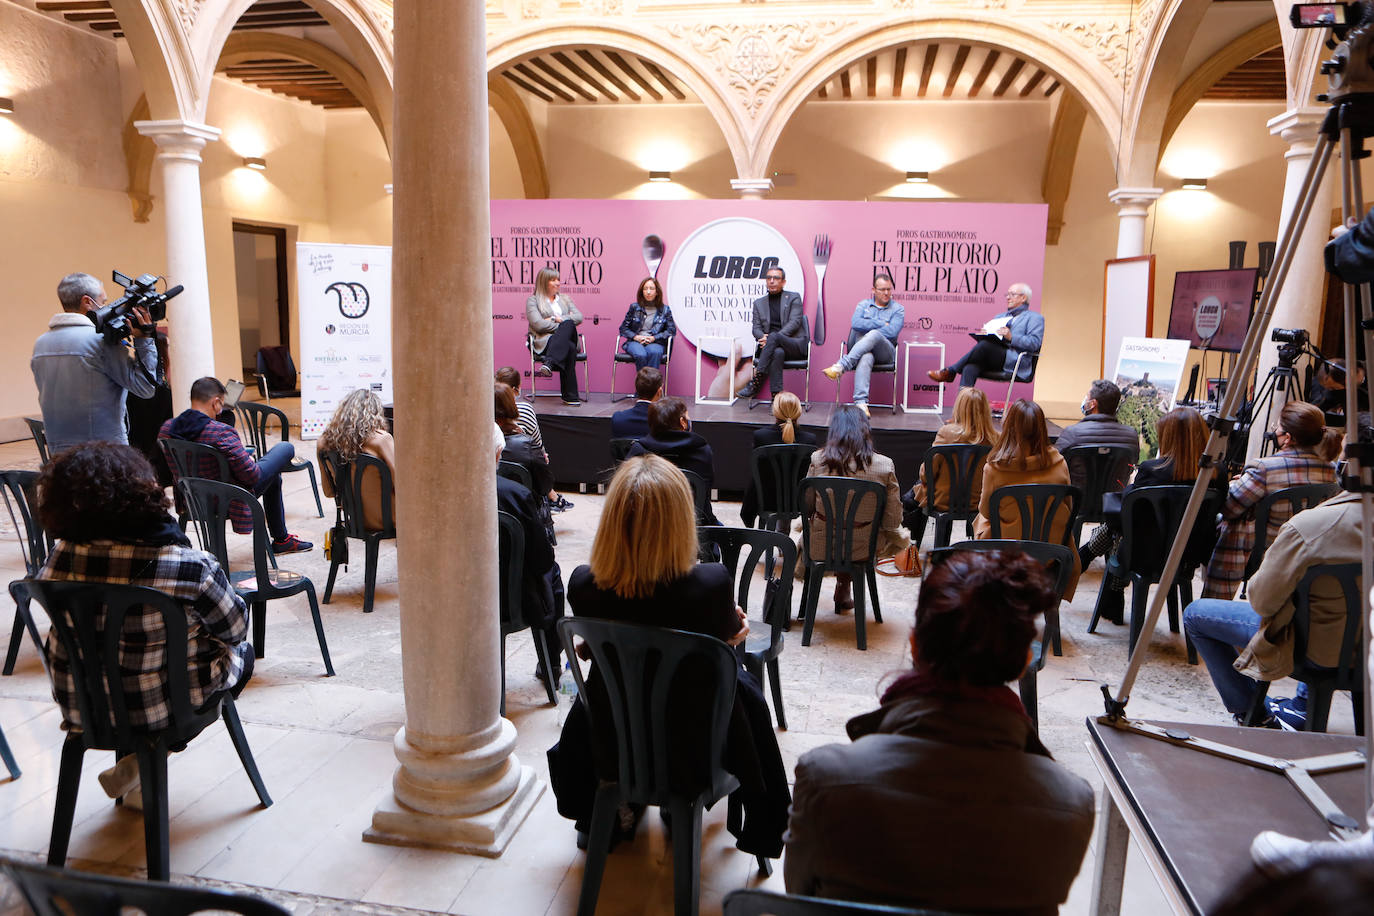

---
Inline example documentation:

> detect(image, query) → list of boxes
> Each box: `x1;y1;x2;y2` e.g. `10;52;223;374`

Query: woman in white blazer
525;267;585;405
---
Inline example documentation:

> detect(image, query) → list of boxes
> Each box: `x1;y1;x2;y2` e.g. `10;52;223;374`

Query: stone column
1107;187;1163;259
1246;107;1332;462
731;177;774;200
133;119;221;411
364;0;539;854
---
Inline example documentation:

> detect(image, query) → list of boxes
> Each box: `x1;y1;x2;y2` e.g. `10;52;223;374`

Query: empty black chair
918;443;991;549
750;444;817;532
977;351;1038;414
1088;485;1222;662
17;579;272;882
698;526;796;729
1243;563;1365;733
1061;444;1137;543
750;316;812;410
0;856;289;915
833;328;899;412
3;470;50;676
254;346;299;398
610;338;673;402
233;401;324;518
799;477;885;651
497;510;556;714
24;417;50;465
319;450;397;616
931;540;1073;728
723;888;959;916
557;617;772;916
1243;482;1341;587
497;459;535;492
180;477;334;675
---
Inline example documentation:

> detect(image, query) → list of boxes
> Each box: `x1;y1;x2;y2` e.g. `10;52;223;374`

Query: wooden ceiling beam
992;58;1024;96
575;50;639;101
553;51;617;101
943;44;970;97
606;52;663;101
502;70;555;103
530;57;597;102
917;45;937;97
968;49;999;97
892;47;907;97
36;2;111;10
639;59;686;100
513;62;575;103
866;57;877;98
840;69;852;99
1019;68;1046;97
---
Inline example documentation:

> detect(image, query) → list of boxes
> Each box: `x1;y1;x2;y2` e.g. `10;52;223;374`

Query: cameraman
31;273;157;454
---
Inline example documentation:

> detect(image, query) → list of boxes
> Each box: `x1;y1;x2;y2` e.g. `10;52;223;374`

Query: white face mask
1081;398;1093;416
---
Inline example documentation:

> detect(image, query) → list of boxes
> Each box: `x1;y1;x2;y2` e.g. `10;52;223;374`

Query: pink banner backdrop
490;200;1048;407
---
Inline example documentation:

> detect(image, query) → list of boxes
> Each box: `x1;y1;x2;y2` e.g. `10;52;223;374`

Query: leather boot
833;574;854;614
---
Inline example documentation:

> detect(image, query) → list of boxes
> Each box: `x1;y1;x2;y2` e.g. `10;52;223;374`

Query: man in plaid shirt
158;376;312;554
34;442;254;803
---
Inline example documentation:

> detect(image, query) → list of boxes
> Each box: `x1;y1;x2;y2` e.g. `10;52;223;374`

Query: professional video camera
92;270;182;343
1271;326;1311;367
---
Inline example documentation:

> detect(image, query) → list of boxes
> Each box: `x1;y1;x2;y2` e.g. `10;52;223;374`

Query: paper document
981;316;1012;334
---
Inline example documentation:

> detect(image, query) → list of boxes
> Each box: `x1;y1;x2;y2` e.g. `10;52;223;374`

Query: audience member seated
492;423;565;680
1053;378;1140;491
496;366;572;512
1201;401;1339;600
317;389;396;532
901;387;996;545
546;455;790;857
159;376;312;554
35;442;253;807
926;282;1043;389
805;406;909;612
496;381;557;508
626;396;720;524
1184;486;1362;729
975;398;1081;598
740;392;816;528
610;366;662;439
1309;358;1368;417
783;547;1094;910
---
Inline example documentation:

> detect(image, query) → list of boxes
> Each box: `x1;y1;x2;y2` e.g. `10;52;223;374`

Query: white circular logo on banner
1193;295;1223;341
665;217;805;358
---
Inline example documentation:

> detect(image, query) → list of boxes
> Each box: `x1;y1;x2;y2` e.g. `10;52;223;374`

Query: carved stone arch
110;0;202;119
488;76;549;199
123;95;157;222
487;25;751;179
750;15;1125;180
191;0;394;146
1157;21;1282;165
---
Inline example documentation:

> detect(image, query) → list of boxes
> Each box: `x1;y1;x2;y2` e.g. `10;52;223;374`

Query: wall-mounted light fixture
905;171;929;183
648;170;672;182
243;156;267;171
0;98;13;115
1181;177;1208;191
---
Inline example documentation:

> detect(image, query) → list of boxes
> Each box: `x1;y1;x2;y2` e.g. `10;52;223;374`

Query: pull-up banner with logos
490;199;1047;407
297;242;393;438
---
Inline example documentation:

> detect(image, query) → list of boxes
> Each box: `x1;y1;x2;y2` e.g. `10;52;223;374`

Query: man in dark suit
610;366;661;439
738;266;807;400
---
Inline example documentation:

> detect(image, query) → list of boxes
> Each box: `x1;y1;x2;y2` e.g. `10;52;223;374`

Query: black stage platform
529;394;1062;496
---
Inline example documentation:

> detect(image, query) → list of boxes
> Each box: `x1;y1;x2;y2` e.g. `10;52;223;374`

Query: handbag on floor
876;544;921;578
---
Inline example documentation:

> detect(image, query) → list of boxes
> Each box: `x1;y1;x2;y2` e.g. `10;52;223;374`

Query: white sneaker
823;363;843;381
98;754;140;799
1252;828;1374;876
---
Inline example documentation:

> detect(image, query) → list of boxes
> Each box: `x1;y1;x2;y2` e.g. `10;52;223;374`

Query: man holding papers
928;282;1044;389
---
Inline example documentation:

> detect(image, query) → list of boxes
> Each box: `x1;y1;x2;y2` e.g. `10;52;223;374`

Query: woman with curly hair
318;388;396;531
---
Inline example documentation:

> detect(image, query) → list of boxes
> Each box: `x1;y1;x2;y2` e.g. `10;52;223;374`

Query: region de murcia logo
327;281;370;319
325;324;336;335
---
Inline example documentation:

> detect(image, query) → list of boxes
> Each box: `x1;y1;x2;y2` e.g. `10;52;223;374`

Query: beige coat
911;423;991;511
805;452;909;562
974;447;1081;599
320;429;396;532
525;293;584;354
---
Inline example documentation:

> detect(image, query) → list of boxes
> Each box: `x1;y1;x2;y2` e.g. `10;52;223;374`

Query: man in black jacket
1054;379;1140;492
738;266;807;400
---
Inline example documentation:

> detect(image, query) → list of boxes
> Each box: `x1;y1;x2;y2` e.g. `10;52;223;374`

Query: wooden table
1086;717;1366;915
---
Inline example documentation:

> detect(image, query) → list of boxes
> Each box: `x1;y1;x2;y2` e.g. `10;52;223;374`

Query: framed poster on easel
1102;255;1156;377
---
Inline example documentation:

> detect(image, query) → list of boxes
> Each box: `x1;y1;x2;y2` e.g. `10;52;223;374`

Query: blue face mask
1081;399;1093;416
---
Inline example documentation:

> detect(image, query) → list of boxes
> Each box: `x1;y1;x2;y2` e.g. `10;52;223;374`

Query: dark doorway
232;222;290;377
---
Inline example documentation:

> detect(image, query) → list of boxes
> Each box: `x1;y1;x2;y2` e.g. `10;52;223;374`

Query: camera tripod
1245;359;1306;460
1099;71;1374;838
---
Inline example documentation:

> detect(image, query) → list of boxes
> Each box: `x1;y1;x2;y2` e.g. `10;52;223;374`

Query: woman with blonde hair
741;392;817;527
317;388;395;531
525;267;584;405
903;387;997;545
548;455;790;857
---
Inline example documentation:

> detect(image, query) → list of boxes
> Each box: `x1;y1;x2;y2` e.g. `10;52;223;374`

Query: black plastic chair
497;510;557;715
158;438;249;544
1243;483;1341;587
233;401;324;518
24;417;50;465
1088;485;1222;662
556;617;771;916
0;856;290;915
1061;444;1137;543
918;443;991;549
723;888;960;915
930;540;1073;727
3;470;50;676
698;526;796;729
609;437;638;465
319;450;397;617
610;337;673;402
17;579;272;882
526;331;589;400
750;444;817;533
1242;563;1365;733
986;483;1081;547
833;328;899;412
978;350;1038;413
255;346;299;398
680;468;713;525
0;720;18;779
750;316;812;410
799;477;885;651
497;459;535;492
179;477;334;675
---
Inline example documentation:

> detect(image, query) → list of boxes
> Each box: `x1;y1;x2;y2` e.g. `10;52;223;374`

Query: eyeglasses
765;274;784;281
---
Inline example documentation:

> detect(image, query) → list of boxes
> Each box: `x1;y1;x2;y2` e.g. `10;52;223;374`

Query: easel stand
1099;86;1374;839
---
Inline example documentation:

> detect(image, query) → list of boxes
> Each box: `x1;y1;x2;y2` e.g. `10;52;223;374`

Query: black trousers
542;320;581;400
950;338;1009;387
755;332;807;393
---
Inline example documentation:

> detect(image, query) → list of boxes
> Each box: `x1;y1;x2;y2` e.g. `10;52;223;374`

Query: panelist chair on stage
610;338;673;403
749;316;812;411
979;351;1039;415
526;332;589;401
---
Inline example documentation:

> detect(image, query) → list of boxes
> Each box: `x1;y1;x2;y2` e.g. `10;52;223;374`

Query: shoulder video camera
92;270;183;343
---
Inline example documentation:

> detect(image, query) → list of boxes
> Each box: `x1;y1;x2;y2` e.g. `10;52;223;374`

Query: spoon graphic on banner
642;235;665;279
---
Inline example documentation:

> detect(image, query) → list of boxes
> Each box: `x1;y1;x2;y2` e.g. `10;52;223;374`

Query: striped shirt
516;401;545;455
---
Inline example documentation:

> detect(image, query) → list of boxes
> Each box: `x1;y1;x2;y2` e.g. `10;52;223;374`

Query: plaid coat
39;539;251;732
1201;448;1337;599
159;413;260;534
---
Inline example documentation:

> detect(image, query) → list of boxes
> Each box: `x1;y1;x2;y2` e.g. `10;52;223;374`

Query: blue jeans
252;442;295;540
623;340;665;369
1182;599;1307;716
840;330;896;404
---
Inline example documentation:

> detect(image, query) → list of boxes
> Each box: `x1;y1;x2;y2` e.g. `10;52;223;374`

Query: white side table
694;336;738;406
903;340;946;414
